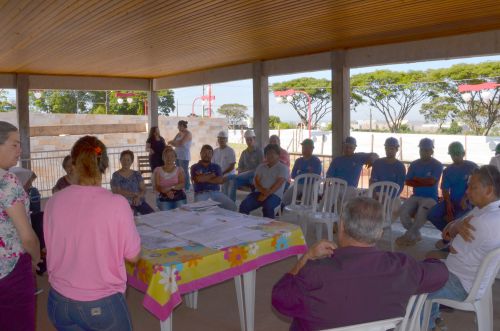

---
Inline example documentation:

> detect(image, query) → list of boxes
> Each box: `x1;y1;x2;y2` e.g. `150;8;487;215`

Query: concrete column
148;79;159;131
331;51;350;157
252;62;269;148
16;74;31;168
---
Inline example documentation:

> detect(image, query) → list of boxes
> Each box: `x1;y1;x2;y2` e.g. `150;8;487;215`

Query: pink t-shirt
44;185;141;301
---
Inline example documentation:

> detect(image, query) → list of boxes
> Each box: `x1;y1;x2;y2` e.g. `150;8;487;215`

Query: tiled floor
35;191;500;331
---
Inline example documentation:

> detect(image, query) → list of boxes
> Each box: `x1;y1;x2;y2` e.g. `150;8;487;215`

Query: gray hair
473;165;500;198
341;197;384;245
0;121;18;145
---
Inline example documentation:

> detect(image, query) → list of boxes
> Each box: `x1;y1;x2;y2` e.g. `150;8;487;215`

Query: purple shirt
272;246;448;331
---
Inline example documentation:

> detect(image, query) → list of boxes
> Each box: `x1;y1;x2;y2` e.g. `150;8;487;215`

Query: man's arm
363;153;379;167
413;258;449;294
222;163;236;175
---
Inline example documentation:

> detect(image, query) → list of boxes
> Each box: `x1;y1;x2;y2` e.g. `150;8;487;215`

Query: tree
217;103;248;129
271;77;331;129
0;89;14;112
419;96;458;130
158;90;175;116
351;70;429;132
269;115;281;129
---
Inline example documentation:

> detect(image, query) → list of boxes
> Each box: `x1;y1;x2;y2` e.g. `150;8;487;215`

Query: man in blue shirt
428;142;477;250
370;137;406;196
396;138;443;247
282;138;322;206
191;144;237;211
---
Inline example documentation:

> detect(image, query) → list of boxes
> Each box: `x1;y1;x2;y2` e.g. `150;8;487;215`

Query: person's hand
132;195;141;206
460;196;468;210
445;202;455;223
166;190;175;199
442;226;453;242
457;215;475;242
306;240;337;260
257;193;268;202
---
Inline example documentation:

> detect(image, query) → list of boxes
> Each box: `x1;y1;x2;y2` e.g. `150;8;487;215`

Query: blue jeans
176;159;190;190
156;198;187;211
425;272;468;329
239;192;281;219
47;289;132;331
195;191;237;211
227;171;255;202
427;200;471;232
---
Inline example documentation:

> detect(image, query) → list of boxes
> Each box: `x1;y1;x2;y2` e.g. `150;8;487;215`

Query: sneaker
435;239;450;250
395;233;422;247
432;317;447;331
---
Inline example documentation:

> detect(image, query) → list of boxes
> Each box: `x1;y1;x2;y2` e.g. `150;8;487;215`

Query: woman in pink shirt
154;146;187;210
44;136;141;331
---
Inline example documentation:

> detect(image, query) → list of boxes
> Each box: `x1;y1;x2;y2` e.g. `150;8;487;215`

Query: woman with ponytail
44;136;141;331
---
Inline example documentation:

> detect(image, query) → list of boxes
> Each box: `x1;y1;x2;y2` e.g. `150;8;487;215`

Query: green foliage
217;103;248;128
440;121;463;134
0;89;14;112
269;115;281;129
158;90;175;116
420;96;458;129
278;122;296;129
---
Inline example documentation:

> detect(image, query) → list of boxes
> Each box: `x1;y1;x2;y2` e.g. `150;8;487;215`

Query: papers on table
135;207;273;250
180;199;220;211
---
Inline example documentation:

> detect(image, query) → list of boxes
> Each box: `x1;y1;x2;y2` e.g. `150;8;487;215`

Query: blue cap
344;136;357;146
419;138;434;149
384;137;399;147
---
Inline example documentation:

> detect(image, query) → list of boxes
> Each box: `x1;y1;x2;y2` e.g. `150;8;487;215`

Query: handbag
159;189;186;202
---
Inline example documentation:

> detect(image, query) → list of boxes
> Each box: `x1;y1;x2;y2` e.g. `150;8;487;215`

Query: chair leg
315;223;323;241
327;223;333;242
475;295;493;331
421;300;433;331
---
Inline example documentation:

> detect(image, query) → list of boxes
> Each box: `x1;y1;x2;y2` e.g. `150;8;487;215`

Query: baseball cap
244;129;255;138
344;136;357;146
448;142;465;155
217;130;228;138
301;138;314;147
384;137;400;148
419;138;434;149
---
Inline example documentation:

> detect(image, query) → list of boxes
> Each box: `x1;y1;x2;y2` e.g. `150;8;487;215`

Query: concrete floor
35;191;500;331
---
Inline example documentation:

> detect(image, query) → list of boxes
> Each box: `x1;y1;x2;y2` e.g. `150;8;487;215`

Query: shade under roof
1;0;500;78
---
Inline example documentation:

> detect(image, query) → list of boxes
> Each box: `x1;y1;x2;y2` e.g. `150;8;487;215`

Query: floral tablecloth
126;215;307;321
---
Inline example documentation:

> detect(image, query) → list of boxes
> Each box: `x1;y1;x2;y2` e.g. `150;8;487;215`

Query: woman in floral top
0;121;40;331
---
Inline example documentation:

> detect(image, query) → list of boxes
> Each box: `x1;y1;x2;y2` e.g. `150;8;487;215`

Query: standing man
239;144;289;219
370;137;406;195
228;129;264;202
191;145;237;211
282;138;322;206
396;138;443;247
212;131;236;197
428;142;477;250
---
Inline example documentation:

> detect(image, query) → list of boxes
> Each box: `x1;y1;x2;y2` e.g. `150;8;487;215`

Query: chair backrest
463;246;500;302
397;293;427;331
291;173;322;207
313;177;348;216
367;181;400;226
322;317;403;331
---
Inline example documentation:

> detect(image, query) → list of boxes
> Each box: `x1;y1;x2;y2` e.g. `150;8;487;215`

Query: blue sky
173;54;500;123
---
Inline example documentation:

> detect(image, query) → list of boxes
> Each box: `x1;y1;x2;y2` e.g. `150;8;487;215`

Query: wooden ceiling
1;0;499;78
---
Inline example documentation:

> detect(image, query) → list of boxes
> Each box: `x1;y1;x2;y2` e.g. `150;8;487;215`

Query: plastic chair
398;293;427;331
281;173;322;236
421;246;500;331
367;181;400;251
308;177;348;241
323;317;404;331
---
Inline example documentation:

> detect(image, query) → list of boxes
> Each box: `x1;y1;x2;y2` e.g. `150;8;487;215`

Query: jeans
176;159;190;190
156;198;187;211
425;272;468;329
131;201;155;215
399;196;437;240
427;200;471;232
239;192;281;219
227;171;255;202
195;191;237;211
48;289;132;331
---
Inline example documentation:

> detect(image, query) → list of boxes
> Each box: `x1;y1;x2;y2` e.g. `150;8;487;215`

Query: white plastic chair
322;317;404;331
398;293;427;331
367;181;400;251
281;173;322;235
421;246;500;331
308;177;348;241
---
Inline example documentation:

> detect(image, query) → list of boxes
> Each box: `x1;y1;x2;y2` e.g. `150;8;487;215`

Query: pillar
252;62;269;148
16;74;31;168
331;50;350;157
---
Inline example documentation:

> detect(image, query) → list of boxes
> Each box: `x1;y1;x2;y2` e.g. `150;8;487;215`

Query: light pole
191;94;215;117
116;92;148;115
274;89;312;138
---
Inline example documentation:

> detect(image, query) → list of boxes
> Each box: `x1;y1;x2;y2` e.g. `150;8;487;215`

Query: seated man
370;137;406;195
489;143;500;171
426;165;500;330
282;138;322;206
396;138;443;247
272;197;448;331
228;129;264;201
191;144;237;211
428;142;477;250
211;130;236;196
326;136;378;196
239;144;289;219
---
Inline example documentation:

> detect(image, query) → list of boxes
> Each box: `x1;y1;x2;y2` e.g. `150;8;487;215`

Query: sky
172;54;500;124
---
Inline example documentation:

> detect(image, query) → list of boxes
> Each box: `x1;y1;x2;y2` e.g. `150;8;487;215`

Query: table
126;208;307;331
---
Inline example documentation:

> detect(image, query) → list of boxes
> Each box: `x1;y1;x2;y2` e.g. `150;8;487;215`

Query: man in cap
228;129;264;202
211;130;236;196
370;137;406;196
326;136;378;196
396;138;443;247
428;142;477;250
489;143;500;172
282;138;322;206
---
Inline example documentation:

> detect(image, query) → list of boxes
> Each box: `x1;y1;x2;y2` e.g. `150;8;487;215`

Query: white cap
244;129;256;138
217;130;228;138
